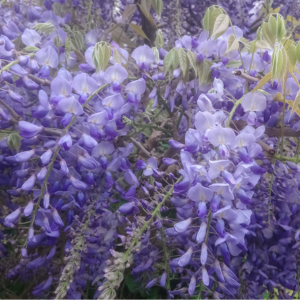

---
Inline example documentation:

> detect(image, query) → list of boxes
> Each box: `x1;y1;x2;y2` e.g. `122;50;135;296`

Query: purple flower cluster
0;0;300;299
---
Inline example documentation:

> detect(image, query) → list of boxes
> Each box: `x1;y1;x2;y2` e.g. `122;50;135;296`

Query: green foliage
151;0;163;18
33;22;56;35
6;132;21;153
226;35;239;53
155;29;164;48
23;46;39;53
92;42;111;72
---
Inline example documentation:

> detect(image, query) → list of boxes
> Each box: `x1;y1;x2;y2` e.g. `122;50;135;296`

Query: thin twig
130;137;151;158
0;97;21;122
232;70;261;82
28;74;51;86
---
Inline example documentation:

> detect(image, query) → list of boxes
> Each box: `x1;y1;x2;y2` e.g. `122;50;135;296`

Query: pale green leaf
271;46;284;82
0;132;9;142
291;90;300;116
152;47;159;63
151;0;163;18
276;15;286;42
252;72;272;93
225;60;242;68
226;35;239;53
256;40;272;49
202;7;212;32
187;50;198;76
155;29;164;48
163;48;175;74
296;43;300;63
113;49;122;64
268;15;277;40
33;23;56;35
281;47;289;94
262;22;276;47
23;46;39;53
138;2;156;26
177;48;189;77
129;23;149;40
239;37;251;51
287;44;297;68
257;89;270;96
7;132;21;153
122;4;137;23
212;14;230;39
209;7;223;37
111;27;135;47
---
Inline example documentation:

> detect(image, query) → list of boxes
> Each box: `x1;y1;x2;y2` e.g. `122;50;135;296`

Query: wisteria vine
1;0;300;299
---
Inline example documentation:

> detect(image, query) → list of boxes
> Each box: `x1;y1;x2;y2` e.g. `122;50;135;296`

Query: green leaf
121;4;137;23
129;23;149;40
225;60;242;68
23;46;39;53
0;132;9;142
155;29;164;48
296;43;300;63
262;22;276;47
239;37;251;49
268;15;277;41
226;35;239;53
7;132;21;153
209;7;223;37
255;40;272;49
197;60;213;86
257;89;270;96
287;44;297;68
187;50;198;76
271;46;283;81
113;49;122;64
177;48;189;77
152;47;159;63
151;0;163;18
138;1;156;26
252;71;272;93
163;48;175;74
125;274;140;294
276;15;286;42
291;90;300;116
211;14;230;39
33;23;56;35
92;42;111;72
71;31;84;51
202;7;212;32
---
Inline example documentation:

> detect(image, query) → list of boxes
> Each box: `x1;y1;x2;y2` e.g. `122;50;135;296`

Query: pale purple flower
143;157;157;176
131;45;155;70
21;174;36;191
178;246;193;267
174;218;192;233
196;221;207;243
35;46;58;68
24;201;34;217
200;242;208;265
5;208;21;224
187;183;213;202
19;121;43;138
58;96;83;116
21;28;41;46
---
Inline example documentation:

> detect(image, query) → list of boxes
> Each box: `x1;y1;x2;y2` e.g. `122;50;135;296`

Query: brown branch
257;140;276;156
130;137;151;159
232;70;261;82
0;97;21;122
28;74;51;86
144;120;168;152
